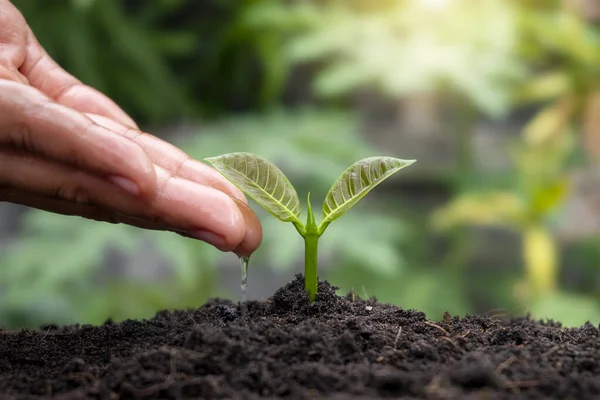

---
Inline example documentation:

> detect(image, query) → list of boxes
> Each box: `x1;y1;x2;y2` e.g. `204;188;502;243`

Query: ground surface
0;275;598;400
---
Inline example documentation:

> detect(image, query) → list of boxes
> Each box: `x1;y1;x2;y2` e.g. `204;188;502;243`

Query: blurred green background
1;0;599;328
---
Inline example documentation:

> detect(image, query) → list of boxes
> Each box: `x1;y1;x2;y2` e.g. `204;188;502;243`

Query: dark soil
0;275;599;400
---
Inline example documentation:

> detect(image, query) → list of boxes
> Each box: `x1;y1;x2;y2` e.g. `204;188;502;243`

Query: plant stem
304;233;319;302
523;223;557;297
304;192;319;302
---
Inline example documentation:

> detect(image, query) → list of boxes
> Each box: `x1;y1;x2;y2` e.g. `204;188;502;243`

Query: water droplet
240;256;250;303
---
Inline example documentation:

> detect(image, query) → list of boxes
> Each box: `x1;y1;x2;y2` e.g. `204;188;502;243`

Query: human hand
0;0;262;256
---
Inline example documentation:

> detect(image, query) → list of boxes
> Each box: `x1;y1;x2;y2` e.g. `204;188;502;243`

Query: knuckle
172;155;190;176
4;121;36;152
73;121;95;151
54;182;91;204
52;81;79;102
156;157;189;196
123;126;142;141
0;87;51;152
24;53;44;77
62;121;94;168
157;174;176;197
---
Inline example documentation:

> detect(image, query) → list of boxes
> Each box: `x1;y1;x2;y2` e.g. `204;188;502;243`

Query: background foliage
1;0;599;328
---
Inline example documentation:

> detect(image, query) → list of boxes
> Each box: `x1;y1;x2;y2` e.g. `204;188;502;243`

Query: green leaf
205;152;303;225
319;157;415;233
529;292;600;328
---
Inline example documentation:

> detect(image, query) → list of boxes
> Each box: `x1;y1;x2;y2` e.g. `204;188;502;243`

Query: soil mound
1;275;598;399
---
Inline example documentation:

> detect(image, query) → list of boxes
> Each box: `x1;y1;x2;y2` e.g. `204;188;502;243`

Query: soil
0;275;598;400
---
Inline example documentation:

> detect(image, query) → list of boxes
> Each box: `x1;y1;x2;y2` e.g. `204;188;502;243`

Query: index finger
85;112;248;205
0;80;157;198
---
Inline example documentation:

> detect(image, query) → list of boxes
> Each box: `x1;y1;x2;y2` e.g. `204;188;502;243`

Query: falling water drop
239;256;250;303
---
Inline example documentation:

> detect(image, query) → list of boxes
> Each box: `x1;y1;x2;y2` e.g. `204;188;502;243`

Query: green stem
304;192;319;302
304;233;319;302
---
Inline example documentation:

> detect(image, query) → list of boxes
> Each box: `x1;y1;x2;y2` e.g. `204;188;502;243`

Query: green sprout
205;153;416;302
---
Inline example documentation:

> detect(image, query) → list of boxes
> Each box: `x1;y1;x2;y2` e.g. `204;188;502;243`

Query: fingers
0;188;120;224
0;148;143;213
151;166;246;251
85;113;263;254
1;186;250;252
231;198;263;257
0;64;27;84
0;188;184;236
0;1;263;254
0;148;248;251
0;0;135;127
85;113;248;204
0;0;29;84
19;33;138;128
0;80;157;198
0;82;261;253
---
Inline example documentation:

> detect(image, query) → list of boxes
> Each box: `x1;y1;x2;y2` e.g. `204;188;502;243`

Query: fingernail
108;176;140;196
193;230;226;248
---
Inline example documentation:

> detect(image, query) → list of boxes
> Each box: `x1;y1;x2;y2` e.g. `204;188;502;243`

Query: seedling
205;153;416;302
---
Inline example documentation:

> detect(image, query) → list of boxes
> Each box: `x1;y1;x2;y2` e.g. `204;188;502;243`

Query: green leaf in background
513;71;571;104
206;152;303;225
528;291;600;327
531;179;570;215
431;191;528;231
0;210;220;328
523;97;574;146
326;266;471;321
185;109;369;182
248;0;525;116
319;212;408;276
319;157;416;233
263;210;408;276
71;0;96;11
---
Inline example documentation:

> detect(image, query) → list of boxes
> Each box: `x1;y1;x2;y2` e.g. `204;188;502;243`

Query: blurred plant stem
433;127;574;302
523;223;557;296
